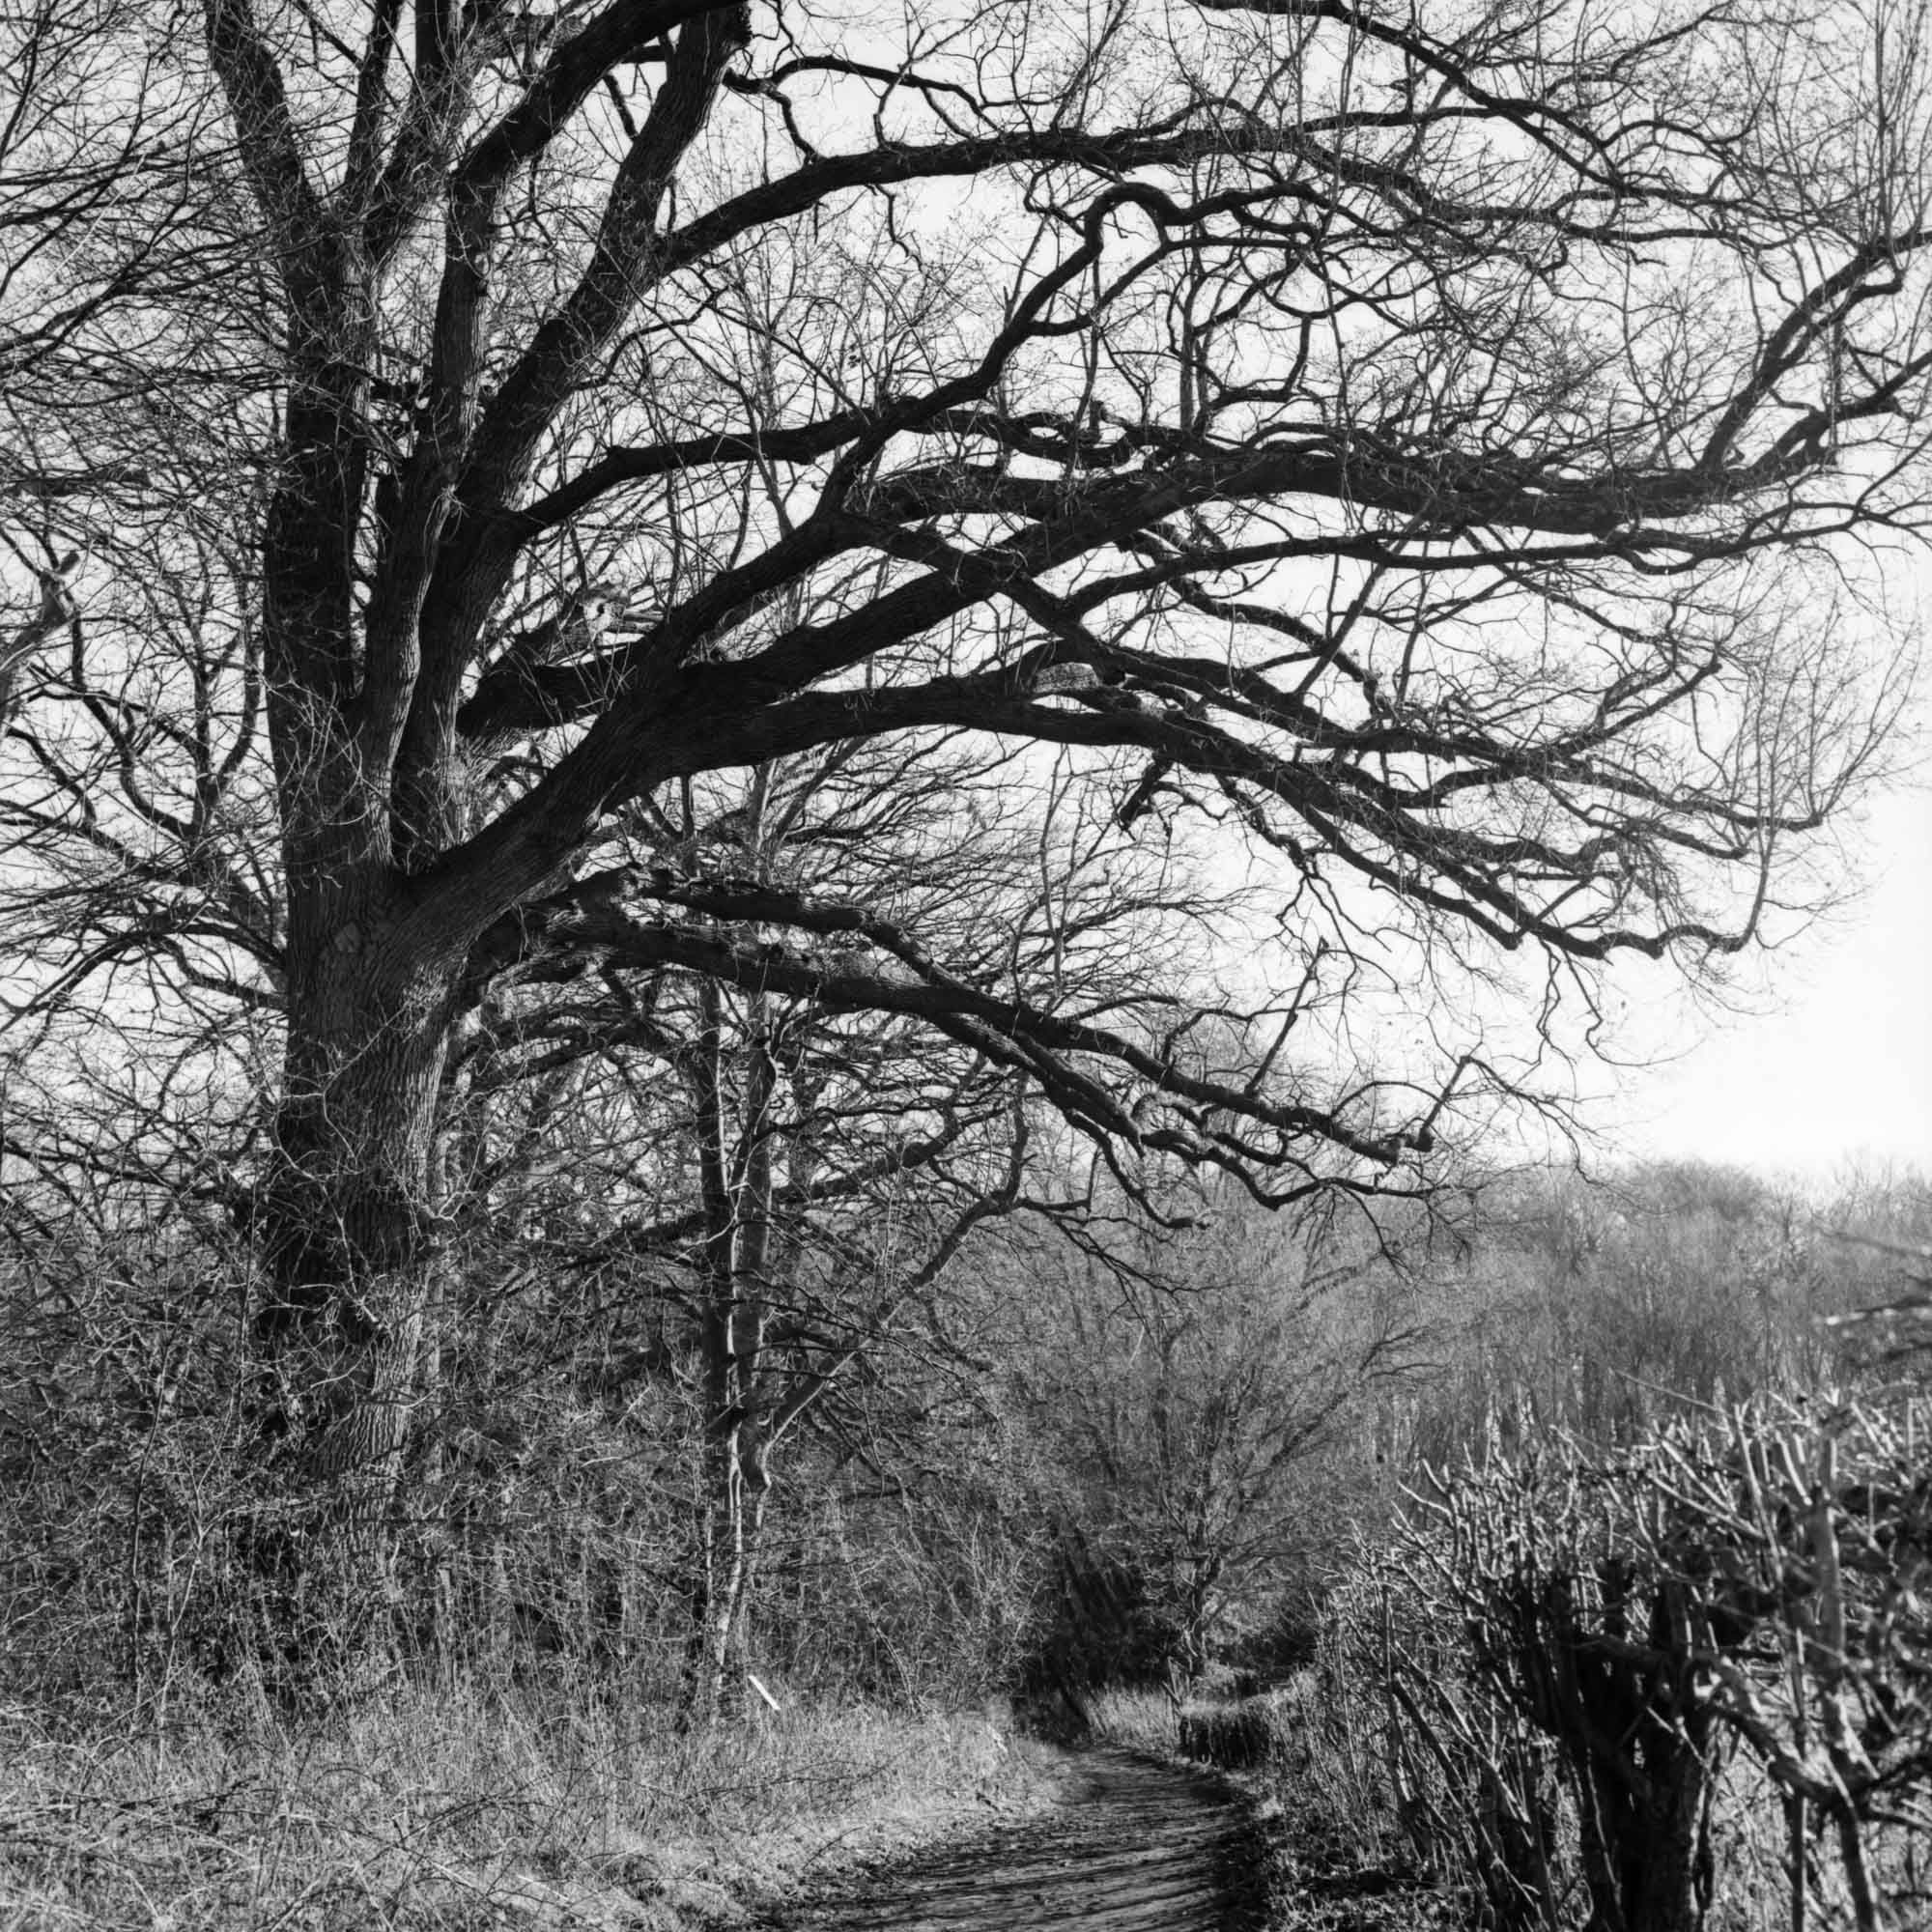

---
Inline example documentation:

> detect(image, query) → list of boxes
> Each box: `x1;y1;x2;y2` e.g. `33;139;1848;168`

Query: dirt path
762;1749;1266;1931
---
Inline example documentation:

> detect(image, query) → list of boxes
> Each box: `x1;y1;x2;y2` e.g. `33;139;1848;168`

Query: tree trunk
1547;1575;1715;1932
242;867;465;1681
676;966;778;1724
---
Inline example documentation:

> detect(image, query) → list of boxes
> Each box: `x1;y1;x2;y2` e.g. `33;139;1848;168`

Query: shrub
1325;1394;1932;1932
1178;1697;1287;1771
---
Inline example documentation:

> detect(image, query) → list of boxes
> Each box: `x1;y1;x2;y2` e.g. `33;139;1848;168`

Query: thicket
1257;1167;1932;1932
14;1157;1919;1716
1297;1386;1932;1932
0;1168;1388;1719
0;1209;1038;1718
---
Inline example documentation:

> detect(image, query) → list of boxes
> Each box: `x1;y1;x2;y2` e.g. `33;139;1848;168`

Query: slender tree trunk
724;1017;777;1691
677;954;779;1723
728;1478;770;1691
684;1409;749;1723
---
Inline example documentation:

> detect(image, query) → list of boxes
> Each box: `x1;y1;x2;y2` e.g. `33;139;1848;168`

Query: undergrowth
0;1681;1056;1930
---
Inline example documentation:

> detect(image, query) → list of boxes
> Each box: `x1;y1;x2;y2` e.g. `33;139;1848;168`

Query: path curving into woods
760;1749;1267;1932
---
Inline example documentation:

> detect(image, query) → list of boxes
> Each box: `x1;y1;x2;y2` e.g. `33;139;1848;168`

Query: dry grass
1079;1687;1180;1758
0;1681;1061;1931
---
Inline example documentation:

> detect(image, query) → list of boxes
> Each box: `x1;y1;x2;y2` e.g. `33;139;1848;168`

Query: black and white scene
3;2;1931;1926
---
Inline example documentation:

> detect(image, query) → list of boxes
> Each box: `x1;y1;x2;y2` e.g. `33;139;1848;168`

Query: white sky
1596;779;1932;1181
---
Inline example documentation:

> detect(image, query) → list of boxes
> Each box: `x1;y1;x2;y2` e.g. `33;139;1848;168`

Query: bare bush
1327;1393;1932;1931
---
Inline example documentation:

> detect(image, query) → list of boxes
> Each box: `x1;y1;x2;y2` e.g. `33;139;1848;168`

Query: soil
757;1748;1267;1931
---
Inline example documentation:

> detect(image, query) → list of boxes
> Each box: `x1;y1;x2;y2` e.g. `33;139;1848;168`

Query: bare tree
3;0;1930;1598
1010;1183;1418;1685
481;741;1077;1717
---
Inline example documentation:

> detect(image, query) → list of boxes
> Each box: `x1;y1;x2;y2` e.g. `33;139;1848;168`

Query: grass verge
0;1681;1062;1930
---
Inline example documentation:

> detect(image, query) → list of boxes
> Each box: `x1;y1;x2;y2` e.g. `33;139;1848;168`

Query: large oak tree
3;0;1930;1577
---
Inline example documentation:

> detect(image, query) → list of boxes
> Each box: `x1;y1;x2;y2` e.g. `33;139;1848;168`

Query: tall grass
0;1682;1054;1930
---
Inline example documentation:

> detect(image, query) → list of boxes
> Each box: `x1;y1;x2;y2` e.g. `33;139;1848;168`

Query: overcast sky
1597;779;1932;1182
